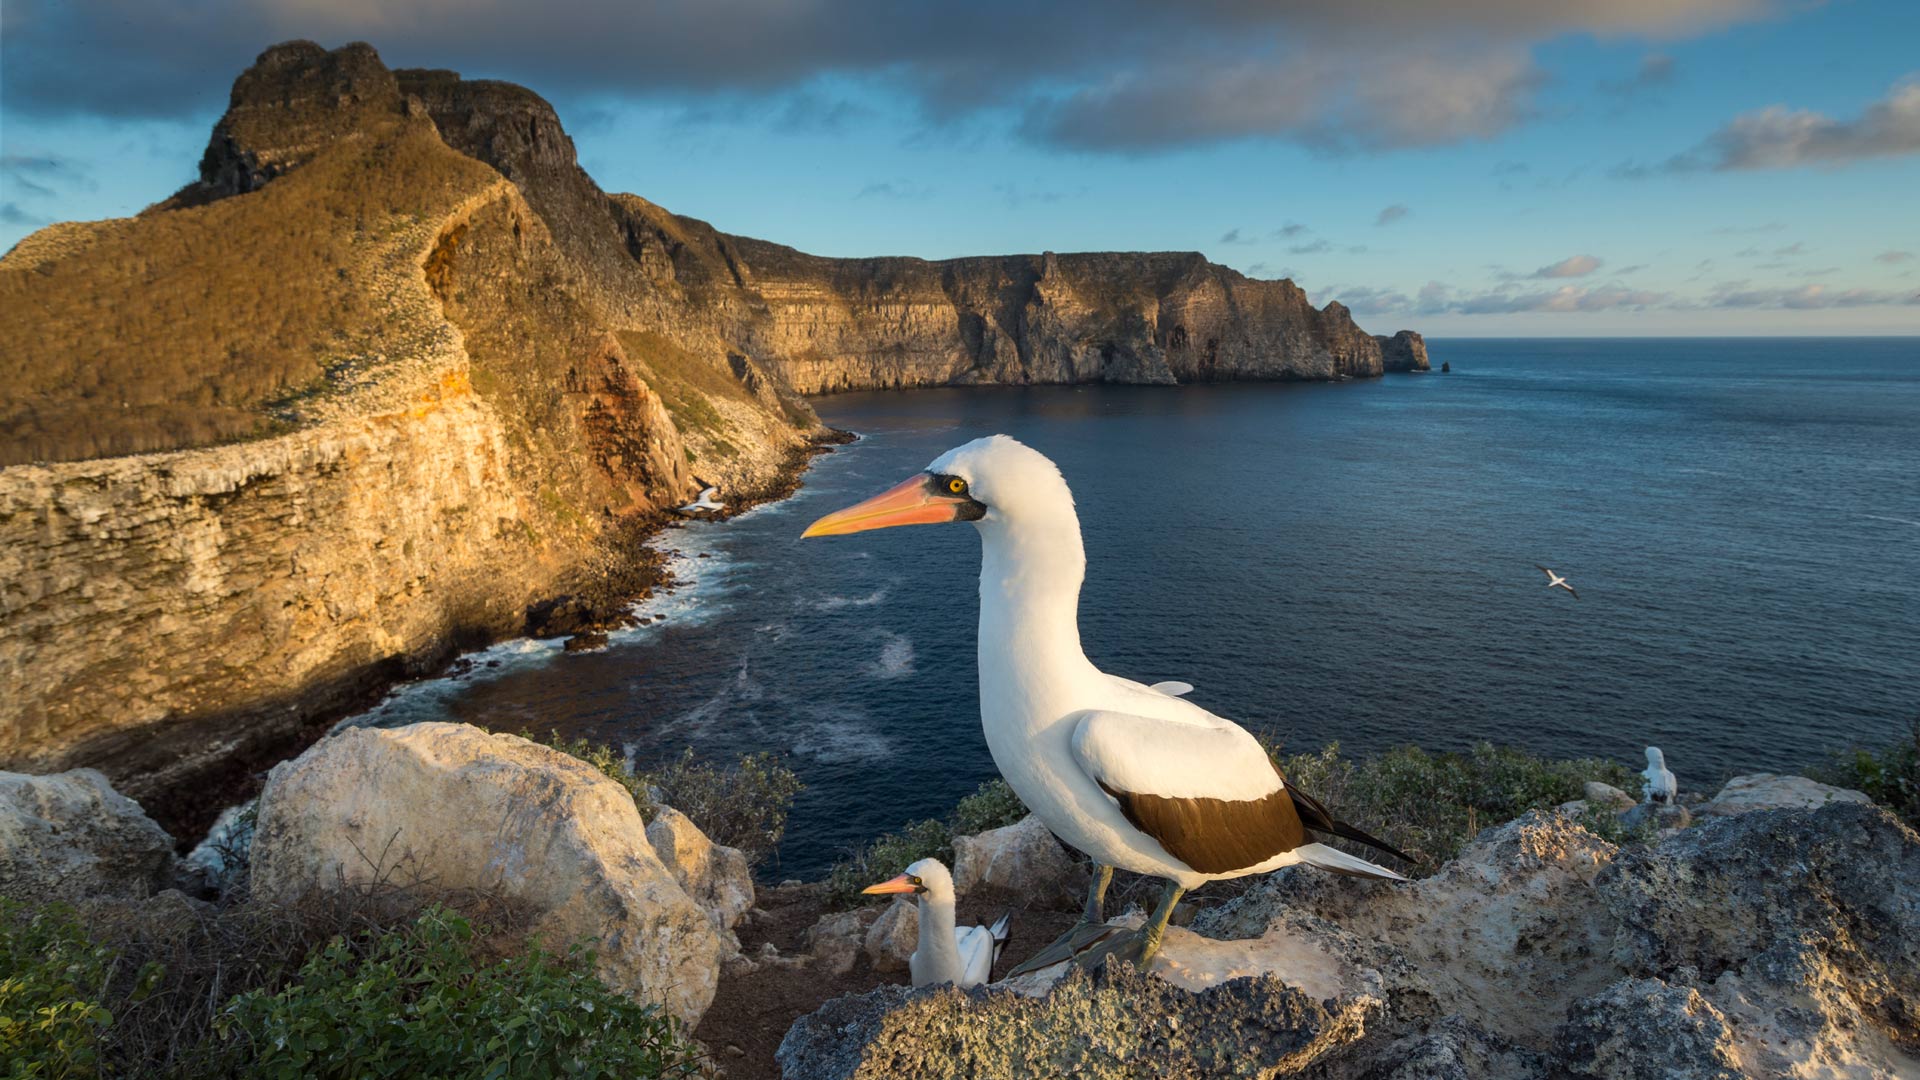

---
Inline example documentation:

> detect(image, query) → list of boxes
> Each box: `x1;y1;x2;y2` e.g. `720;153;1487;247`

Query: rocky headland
0;41;1426;836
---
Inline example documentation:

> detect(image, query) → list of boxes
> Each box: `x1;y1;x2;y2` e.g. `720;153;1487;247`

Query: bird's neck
976;508;1094;686
916;891;962;978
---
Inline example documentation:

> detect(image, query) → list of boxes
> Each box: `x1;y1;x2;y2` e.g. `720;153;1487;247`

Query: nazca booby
805;435;1408;969
1534;564;1579;600
862;858;1011;988
1642;746;1677;804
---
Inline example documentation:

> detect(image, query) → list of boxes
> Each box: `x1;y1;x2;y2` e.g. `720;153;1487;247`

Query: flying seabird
678;486;724;514
1534;564;1579;600
806;435;1408;971
1642;747;1677;805
862;858;1011;988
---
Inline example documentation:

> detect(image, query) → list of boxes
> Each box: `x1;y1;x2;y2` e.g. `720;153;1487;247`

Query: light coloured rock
951;814;1085;906
807;907;879;976
1619;802;1692;831
1556;978;1743;1080
0;768;174;901
248;722;726;1026
646;805;754;938
864;897;919;973
778;963;1381;1080
1001;914;1361;1005
1695;773;1870;818
1584;781;1636;811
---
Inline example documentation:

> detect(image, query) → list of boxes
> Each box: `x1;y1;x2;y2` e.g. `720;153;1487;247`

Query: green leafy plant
1815;719;1920;828
0;901;114;1078
214;906;699;1080
826;779;1031;906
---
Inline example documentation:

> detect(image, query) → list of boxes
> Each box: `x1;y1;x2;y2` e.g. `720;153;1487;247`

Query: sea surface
352;338;1920;878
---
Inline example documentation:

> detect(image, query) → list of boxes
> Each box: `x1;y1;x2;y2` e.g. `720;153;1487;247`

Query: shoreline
141;429;855;849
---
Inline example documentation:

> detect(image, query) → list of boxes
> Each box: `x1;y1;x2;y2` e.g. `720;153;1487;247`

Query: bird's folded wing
955;926;993;986
1070;709;1303;874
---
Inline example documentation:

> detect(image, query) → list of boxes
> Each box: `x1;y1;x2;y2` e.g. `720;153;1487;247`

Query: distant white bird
1642;747;1677;805
678;486;724;514
862;858;1011;988
1534;564;1579;600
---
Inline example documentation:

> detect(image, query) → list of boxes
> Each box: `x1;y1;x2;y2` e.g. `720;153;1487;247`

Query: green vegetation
0;902;115;1077
218;907;696;1080
525;732;803;867
0;118;498;466
616;331;743;455
1;894;700;1079
1275;742;1641;875
1816;719;1920;828
825;780;1029;906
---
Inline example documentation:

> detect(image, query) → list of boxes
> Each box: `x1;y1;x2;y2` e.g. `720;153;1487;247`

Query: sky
3;0;1918;336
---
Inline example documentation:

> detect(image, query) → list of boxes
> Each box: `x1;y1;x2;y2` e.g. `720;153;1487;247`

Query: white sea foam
865;632;915;679
815;586;890;611
1862;514;1920;528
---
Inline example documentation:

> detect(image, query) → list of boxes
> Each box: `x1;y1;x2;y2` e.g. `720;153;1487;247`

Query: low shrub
1815;719;1920;828
214;906;698;1080
0;901;116;1078
825;780;1031;907
1275;741;1641;876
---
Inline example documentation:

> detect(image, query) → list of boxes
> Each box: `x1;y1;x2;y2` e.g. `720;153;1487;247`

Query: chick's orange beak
802;475;968;538
860;873;919;896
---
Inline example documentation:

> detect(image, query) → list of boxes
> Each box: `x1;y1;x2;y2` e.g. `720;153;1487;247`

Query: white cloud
1681;74;1920;170
1375;204;1410;226
1532;254;1603;279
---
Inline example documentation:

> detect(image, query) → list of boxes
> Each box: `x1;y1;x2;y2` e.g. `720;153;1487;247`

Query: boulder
777;963;1378;1080
1619;802;1692;832
248;722;726;1026
1695;773;1869;818
1583;781;1636;811
807;907;878;976
951;814;1085;906
0;768;174;901
864;897;919;973
177;799;257;897
645;805;754;938
1555;978;1743;1080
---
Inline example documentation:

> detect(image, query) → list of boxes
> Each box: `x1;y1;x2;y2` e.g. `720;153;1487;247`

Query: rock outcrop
782;803;1920;1078
1;39;1424;831
646;805;755;941
248;722;728;1026
0;768;175;901
950;813;1086;908
1694;772;1870;817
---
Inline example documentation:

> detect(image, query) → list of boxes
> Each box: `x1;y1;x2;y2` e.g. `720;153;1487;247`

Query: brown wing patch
1098;779;1306;875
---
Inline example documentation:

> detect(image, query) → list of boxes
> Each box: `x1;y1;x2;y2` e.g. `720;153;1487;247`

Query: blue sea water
358;338;1920;877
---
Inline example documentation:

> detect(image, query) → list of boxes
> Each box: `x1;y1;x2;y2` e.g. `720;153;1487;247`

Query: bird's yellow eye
947;477;967;495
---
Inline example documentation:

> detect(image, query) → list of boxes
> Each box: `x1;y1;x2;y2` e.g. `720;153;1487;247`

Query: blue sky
3;0;1917;335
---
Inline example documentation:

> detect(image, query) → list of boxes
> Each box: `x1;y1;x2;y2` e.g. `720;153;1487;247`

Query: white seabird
805;435;1408;970
678;486;724;514
1642;747;1677;805
1534;564;1579;600
862;858;1010;988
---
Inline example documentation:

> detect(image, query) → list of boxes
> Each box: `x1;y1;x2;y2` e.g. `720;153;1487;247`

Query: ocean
350;338;1920;878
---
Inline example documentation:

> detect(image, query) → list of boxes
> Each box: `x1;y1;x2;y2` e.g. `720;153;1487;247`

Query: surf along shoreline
148;431;854;851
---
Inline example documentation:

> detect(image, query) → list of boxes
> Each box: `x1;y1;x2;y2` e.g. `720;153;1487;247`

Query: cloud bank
1;0;1773;154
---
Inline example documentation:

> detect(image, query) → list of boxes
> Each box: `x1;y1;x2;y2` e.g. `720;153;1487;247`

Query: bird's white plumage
1642;746;1678;803
679;486;724;513
1148;680;1194;697
899;859;1009;988
918;435;1399;889
1071;708;1283;802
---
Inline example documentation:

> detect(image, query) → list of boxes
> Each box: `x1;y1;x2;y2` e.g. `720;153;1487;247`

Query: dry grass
618;330;747;453
0;117;497;466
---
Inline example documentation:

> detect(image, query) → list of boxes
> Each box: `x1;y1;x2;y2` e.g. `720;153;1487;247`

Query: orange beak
802;475;972;538
860;873;920;896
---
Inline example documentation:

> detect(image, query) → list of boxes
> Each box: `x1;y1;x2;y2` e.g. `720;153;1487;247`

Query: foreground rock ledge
249;722;727;1026
780;801;1920;1079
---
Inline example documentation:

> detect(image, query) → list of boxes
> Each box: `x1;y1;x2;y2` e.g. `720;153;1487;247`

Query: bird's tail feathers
987;909;1013;964
1295;842;1409;882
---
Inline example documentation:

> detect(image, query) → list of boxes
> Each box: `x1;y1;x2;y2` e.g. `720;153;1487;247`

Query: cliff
0;41;1424;832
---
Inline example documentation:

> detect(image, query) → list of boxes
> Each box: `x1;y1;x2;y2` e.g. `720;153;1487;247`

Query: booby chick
806;435;1409;971
863;858;1010;988
1642;746;1678;804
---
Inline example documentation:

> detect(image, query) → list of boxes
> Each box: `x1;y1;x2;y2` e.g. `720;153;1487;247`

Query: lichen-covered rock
1299;1016;1549;1080
248;722;726;1026
1619;801;1692;831
1694;773;1869;817
1555;978;1743;1080
777;963;1378;1080
645;805;754;939
864;897;919;973
0;768;174;901
807;907;879;976
951;814;1085;906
